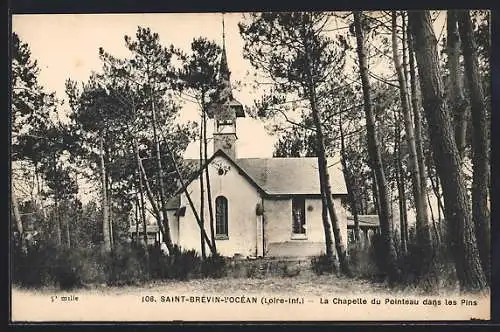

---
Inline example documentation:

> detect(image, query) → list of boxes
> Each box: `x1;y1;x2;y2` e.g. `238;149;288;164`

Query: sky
12;13;276;159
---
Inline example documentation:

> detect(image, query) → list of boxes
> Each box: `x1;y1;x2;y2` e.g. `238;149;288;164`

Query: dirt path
12;272;454;297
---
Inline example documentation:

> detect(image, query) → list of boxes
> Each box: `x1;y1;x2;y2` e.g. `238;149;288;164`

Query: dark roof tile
182;152;347;196
236;157;347;195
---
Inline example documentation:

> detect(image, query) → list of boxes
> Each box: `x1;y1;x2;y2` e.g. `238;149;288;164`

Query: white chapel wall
264;196;347;258
178;155;261;257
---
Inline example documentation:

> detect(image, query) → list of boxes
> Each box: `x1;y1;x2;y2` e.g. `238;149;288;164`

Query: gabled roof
237;157;347;195
207;100;245;118
172;149;268;198
173;149;347;201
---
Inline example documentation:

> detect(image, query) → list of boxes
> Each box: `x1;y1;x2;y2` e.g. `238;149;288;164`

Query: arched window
215;196;228;238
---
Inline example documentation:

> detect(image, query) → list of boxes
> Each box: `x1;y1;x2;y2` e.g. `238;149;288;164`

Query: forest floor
12;271;465;297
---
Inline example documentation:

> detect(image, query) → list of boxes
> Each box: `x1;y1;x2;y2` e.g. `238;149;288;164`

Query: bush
148;246;228;280
12;239;232;287
396;235;457;292
201;252;227;278
148;245;203;281
12;241;57;288
348;241;381;279
12;241;101;290
168;247;202;280
52;248;86;290
148;245;167;279
369;232;397;280
244;262;260;278
105;244;149;286
311;254;336;275
281;261;301;277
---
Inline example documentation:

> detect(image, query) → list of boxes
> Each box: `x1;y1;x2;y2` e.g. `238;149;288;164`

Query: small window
217;119;233;126
215;196;228;239
217;119;233;130
292;197;306;236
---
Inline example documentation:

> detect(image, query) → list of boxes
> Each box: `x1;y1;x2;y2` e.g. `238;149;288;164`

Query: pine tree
409;10;487;292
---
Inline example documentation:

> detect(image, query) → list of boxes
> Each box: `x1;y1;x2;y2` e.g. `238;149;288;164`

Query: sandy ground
13;273;388;296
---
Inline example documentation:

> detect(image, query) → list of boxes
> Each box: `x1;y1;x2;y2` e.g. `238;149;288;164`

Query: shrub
348;241;381;279
201;252;227;278
78;248;108;285
244;263;260;278
12;241;105;290
169;247;202;280
281;261;301;277
105;244;149;286
311;254;336;275
149;245;203;281
369;232;392;278
148;245;167;279
51;248;87;290
12;241;57;288
395;233;457;292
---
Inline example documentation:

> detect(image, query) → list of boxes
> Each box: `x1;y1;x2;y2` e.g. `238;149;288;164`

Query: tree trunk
371;169;380;216
409;10;487;292
447;10;468;160
104;142;115;250
134;138;165;243
49;153;63;248
392;12;432;249
99;136;112;253
427;190;441;247
162;136;215;254
135;193;140;246
320;186;336;260
303;29;349;275
407;22;430;216
436;178;442;222
339;115;360;242
354;11;398;282
394;109;408;255
393;14;438;290
107;179;114;249
11;189;26;252
426;157;446;220
136;168;150;275
199;113;207;260
150;97;174;253
203;99;217;254
137;156;150;264
434;174;444;241
458;10;491;281
54;196;62;247
65;208;71;249
402;12;410;85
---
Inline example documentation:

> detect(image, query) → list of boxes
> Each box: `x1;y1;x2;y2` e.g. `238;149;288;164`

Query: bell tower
210;14;245;160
